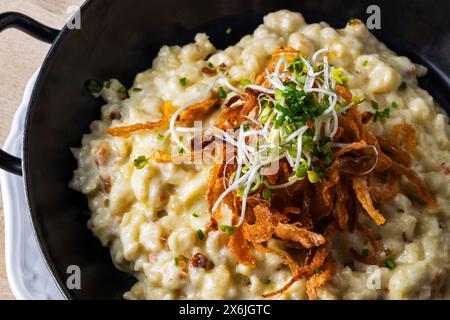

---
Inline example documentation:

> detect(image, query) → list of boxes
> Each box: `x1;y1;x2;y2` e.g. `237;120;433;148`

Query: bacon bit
402;232;411;243
100;176;112;193
353;176;386;225
336;85;352;103
201;67;217;75
106;101;175;137
218;63;228;72
190;253;213;269
109;110;122;120
179;92;220;122
441;162;450;175
95;146;109;166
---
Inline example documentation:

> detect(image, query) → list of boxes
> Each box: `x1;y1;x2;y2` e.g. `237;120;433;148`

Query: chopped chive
134;155;149;169
243;125;250;132
385;259;396;270
86;79;102;94
397;208;405;213
347;18;357;26
132;87;143;92
175;257;180;266
261;278;271;285
262;188;272;200
313;268;321;274
307;170;321;184
196;229;205;240
117;86;128;95
226;27;232;34
361;249;369;258
179;77;188;86
240;79;251;86
105;79;113;89
157;133;165;141
370;100;379;110
391;101;398;108
399;81;407;90
207;62;214;68
218;86;227;99
374;108;390;122
192;213;199;218
220;225;236;236
362;60;368;66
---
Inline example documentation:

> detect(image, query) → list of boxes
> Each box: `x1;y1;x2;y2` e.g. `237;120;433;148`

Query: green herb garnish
347;18;357;26
313;268;321;274
175;257;180;266
362;60;368;66
361;249;369;258
86;79;102;94
134;155;149;169
307;170;321;184
226;27;232;34
179;77;188;86
385;259;396;270
371;100;379;110
374;108;390;122
218;86;227;99
105;79;113;89
196;229;205;240
262;188;272;200
295;160;309;180
220;225;236;236
132;87;143;92
240;79;251;86
157;134;165;141
399;81;407;90
397;208;405;213
261;278;271;285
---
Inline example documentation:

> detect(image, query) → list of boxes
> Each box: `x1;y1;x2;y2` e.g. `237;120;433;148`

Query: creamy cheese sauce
70;10;450;299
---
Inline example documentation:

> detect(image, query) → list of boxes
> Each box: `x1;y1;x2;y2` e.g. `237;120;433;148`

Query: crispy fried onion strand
205;98;436;299
106;93;220;137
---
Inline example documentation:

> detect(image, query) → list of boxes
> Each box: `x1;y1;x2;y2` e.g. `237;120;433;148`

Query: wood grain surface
0;0;84;300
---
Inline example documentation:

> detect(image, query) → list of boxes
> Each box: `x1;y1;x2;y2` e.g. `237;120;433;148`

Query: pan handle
0;12;59;176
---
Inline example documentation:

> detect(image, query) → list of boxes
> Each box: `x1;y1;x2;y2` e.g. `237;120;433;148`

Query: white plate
0;69;64;300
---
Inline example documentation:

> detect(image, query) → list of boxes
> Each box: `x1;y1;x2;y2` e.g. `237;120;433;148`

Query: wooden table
0;0;84;300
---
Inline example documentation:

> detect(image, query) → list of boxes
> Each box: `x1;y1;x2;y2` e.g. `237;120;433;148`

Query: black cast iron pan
0;0;448;299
